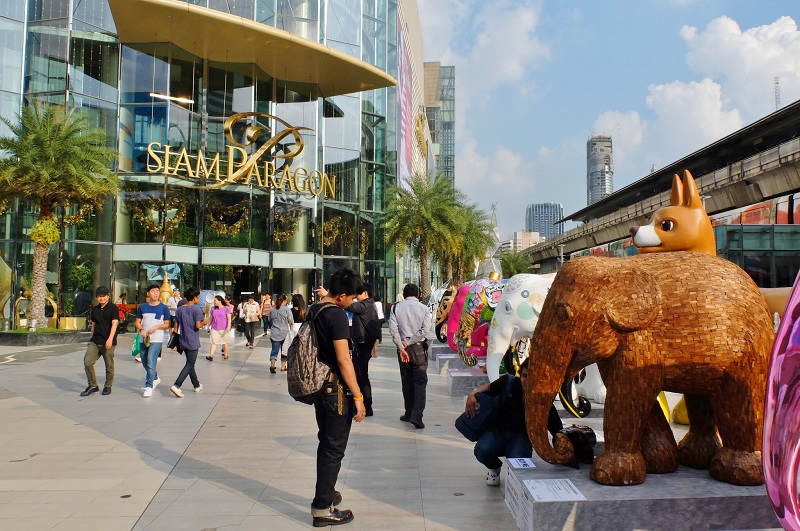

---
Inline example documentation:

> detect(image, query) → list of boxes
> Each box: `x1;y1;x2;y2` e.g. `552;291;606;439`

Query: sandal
223;355;228;359
270;366;277;374
206;356;213;361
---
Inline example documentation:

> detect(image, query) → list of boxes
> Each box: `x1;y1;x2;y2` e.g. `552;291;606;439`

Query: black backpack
286;302;336;404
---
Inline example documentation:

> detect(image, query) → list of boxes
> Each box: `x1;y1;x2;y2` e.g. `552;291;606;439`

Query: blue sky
418;0;800;239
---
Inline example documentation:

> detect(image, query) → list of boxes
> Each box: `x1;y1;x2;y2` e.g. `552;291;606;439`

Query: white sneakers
143;387;153;398
153;377;161;389
170;386;184;398
194;384;203;393
486;468;501;486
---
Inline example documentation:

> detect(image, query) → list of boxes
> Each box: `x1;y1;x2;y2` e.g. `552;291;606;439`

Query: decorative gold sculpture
525;252;774;486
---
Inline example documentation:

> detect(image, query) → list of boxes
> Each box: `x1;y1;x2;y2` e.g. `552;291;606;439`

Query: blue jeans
474;429;532;470
174;348;200;389
141;341;162;388
270;338;284;361
262;315;271;331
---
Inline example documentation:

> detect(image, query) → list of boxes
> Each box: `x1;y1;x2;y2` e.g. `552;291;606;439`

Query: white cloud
419;0;548;110
457;136;539;238
681;15;800;118
592;110;646;173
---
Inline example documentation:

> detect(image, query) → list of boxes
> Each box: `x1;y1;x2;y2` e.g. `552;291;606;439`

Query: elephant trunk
526;349;575;466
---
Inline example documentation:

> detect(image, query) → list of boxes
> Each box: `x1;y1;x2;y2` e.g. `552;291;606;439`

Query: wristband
353;395;364;401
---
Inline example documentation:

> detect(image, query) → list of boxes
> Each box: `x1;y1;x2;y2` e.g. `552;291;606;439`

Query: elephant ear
603;268;662;332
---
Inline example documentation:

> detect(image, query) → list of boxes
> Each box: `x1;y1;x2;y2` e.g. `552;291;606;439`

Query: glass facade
0;0;396;330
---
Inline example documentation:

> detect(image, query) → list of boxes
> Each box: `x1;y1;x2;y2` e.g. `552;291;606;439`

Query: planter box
0;330;85;347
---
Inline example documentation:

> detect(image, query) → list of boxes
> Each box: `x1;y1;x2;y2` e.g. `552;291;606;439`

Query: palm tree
385;173;459;302
0;103;119;329
500;250;533;277
452;202;495;284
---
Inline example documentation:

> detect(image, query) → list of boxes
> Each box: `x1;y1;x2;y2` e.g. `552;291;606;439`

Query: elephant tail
763;277;800;530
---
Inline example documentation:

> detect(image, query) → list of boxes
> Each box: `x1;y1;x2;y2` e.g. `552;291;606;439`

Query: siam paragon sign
146;112;335;198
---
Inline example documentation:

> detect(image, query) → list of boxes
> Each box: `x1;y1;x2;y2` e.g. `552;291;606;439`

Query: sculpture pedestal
437;352;463;372
502;453;779;531
446;366;488;396
429;343;450;361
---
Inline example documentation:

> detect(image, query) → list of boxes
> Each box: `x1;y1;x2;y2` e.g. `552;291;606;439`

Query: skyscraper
587;135;614;205
424;62;455;184
525;203;564;242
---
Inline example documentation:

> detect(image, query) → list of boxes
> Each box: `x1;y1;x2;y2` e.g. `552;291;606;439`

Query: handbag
455;375;515;442
131;333;141;357
167;331;180;350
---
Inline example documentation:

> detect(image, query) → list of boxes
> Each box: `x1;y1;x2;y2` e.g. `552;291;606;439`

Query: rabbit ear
670;174;683;206
682;170;703;209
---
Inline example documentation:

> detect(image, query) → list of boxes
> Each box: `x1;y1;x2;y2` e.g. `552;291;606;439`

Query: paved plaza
0;331;520;531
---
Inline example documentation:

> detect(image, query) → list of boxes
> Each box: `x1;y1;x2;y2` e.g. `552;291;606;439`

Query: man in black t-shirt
308;268;365;528
80;286;119;397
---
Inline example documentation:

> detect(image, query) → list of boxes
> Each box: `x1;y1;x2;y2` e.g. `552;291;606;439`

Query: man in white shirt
167;289;181;318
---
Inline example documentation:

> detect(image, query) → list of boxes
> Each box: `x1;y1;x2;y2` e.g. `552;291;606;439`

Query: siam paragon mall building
0;0;432;328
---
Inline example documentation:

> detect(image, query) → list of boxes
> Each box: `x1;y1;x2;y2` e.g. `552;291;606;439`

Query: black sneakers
80;386;99;397
101;387;112;395
410;419;425;429
313;509;354;527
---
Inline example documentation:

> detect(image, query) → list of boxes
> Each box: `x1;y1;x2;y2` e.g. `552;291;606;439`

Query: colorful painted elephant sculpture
455;275;507;366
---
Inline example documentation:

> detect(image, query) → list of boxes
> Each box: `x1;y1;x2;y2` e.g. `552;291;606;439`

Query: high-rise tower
525;203;564;241
424;62;455;185
587;135;614;205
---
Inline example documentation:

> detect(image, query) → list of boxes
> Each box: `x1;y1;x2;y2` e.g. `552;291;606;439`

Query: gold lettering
171;148;195;178
226;145;248;181
293;168;309;193
147;142;163;173
195;152;221;181
263;161;276;188
309;170;323;196
246;160;262;186
322;173;336;199
277;165;294;191
163;145;172;175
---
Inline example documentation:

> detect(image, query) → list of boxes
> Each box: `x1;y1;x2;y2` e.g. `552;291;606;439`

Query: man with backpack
305;268;366;527
315;282;381;417
387;283;431;429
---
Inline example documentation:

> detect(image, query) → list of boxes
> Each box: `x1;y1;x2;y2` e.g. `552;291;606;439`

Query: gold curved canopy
108;0;396;97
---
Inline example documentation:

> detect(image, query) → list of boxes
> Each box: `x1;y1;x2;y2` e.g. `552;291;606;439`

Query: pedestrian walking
387;283;431;429
169;287;209;397
167;288;181;318
280;293;306;364
261;294;273;336
80;286;119;396
268;294;293;373
308;267;365;527
206;295;232;361
242;294;261;347
135;283;171;397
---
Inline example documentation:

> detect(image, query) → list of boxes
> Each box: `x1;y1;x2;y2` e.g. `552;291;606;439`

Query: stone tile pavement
0;332;521;530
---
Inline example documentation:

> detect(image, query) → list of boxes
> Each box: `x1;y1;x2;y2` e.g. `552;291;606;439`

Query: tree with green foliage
0;103;119;328
451;201;495;284
385;173;461;302
500;249;533;277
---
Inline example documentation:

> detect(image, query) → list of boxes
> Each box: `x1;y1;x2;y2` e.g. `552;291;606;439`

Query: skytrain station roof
563;98;800;224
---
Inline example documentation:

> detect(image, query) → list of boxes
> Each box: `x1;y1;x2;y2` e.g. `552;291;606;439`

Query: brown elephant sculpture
525;252;774;486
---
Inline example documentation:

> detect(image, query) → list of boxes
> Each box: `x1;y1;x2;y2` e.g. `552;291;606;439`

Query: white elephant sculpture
486;273;607;413
486;273;555;382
